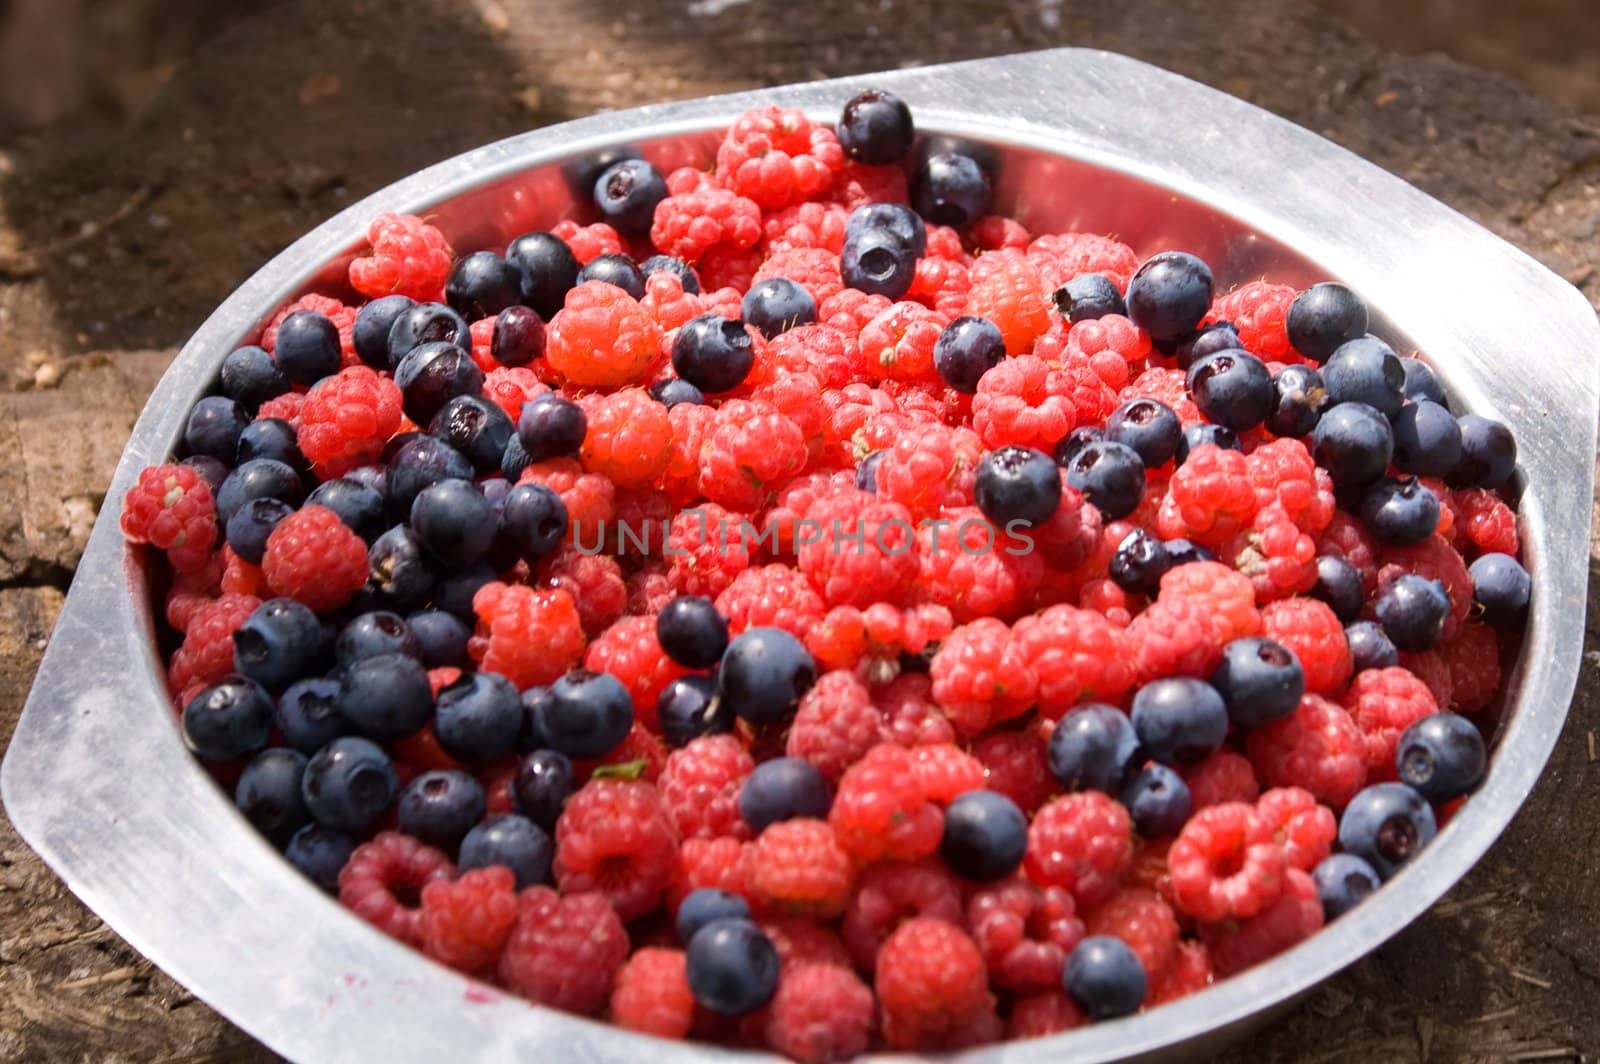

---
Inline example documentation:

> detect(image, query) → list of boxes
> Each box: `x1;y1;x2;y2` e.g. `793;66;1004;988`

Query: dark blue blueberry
910;152;991;228
1053;425;1106;467
594;158;668;237
742;278;817;338
489;304;546;367
445;251;523;322
837;88;914;164
430;562;497;620
1391;400;1462;477
225;496;293;565
236;417;305;470
1108;528;1171;596
641;254;701;294
1323;336;1405;418
840;227;916;300
335;611;420;667
306;477;385;540
1120;764;1192;838
578;253;647;299
672;313;756;393
1130;677;1229;765
976;446;1062;527
1047;703;1141;793
1175;422;1240;466
1064;936;1146;1020
1311;555;1364;622
459;814;553;889
686;918;780;1015
1401;357;1448;407
1173;320;1242;370
1107;398;1182;467
181;454;230;493
657;595;729;669
1396;712;1486;802
855;450;885;492
1188;349;1273;431
1211;637;1305;728
367;525;436;609
518;686;553;753
386;434;473;518
435;671;522;763
235;747;310;846
1360;477;1440;546
1053;272;1125;323
739;756;830;833
407;609;470;668
1448;415;1517;488
301;736;398;832
933;315;1005;393
1164;538;1215;566
386;302;471;367
220;345;289;409
1375;574;1450;652
398;769;486;852
337;652;433;739
1338;781;1436;879
676;889;753;945
1063;440;1145;520
940;790;1028;882
845;202;927;258
395;341;485;426
497;482;568;562
1311;402;1394;489
649;377;706;408
1126;251;1213;343
517;392;588;461
1312;852;1381;920
540;670;635;758
274;311;342;384
274;677;348;754
658;675;732;748
232;597;322;689
182;677;273;761
410;478;495;567
342;464;390;499
500;433;532;480
184;395;250;464
1267;363;1328;438
1345;620;1400;673
1469;552;1531;627
512;749;574;831
718;627;817;726
429;394;514;474
285;824;357;889
1286;282;1367;363
352;294;417;368
506;231;581;320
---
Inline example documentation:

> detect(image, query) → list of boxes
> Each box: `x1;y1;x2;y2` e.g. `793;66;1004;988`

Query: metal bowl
4;47;1596;1064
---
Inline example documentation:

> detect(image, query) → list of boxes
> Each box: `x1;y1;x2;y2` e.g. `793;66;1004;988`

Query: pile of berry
120;87;1531;1058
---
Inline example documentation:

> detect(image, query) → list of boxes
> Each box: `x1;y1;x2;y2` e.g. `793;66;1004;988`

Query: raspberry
828;160;909;208
747;818;855;919
1128;595;1226;684
970;354;1079;452
748;368;828;444
220;546;267;597
578;388;673;488
1012;605;1137;717
698;243;764;293
1440;621;1501;712
787;670;885;782
338;831;455;948
1028;479;1102;572
1211;281;1297;361
966;876;1085;992
348;213;453;301
1026;231;1140;290
971;215;1032;251
1248;438;1335;536
1084;887;1180;985
761;469;854;555
667;504;753;599
661;402;718;504
609;947;694;1039
1199;867;1322;977
1062;315;1152;390
753;244;845;306
418;865;519;973
1245;694;1368;810
929;618;1038;736
760;915;853;971
699;399;808;512
830;743;944;863
715;564;828;640
762;962;875;1063
658;735;753;841
876;421;981;518
856;301;947;383
1261;597;1352;695
875;919;994;1051
545;281;662;388
255;390;304;424
964;250;1052;355
1342;666;1439;782
583;615;688;730
1120;366;1203;424
518;458;616;542
1400;649;1454;709
498;886;629;1014
540;546;627;638
550;219;624;264
911;743;988;804
651;186;763;262
1182;749;1263;810
260;505;367;611
765;324;861;391
627;562;676;617
715;107;845;208
840;858;964;971
554;779;677;920
973;728;1055;813
1376;535;1473;642
1452;487;1520;557
1158;561;1262;642
297;366;404;478
762;200;850;253
1256;786;1337;871
1148;939;1214;1005
1423;477;1459;543
574;722;668;785
906;254;973;317
797;488;919;609
1157;445;1260;546
1008;992;1087;1039
466;582;586;688
917;511;1043;623
119;463;218;573
819;289;894;344
1167;802;1286;922
1317;510;1380;594
669;836;753;913
165;592;260;695
481;366;548;421
1225;501;1318;602
164;552;222;632
1025;792;1133;907
467;316;497;373
609;488;675;558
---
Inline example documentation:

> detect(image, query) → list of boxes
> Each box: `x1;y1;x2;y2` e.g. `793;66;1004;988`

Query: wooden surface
1;0;1598;1060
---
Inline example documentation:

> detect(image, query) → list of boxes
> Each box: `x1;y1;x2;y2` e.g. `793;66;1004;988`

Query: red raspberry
911;743;988;804
699;399;808;512
255;390;304;424
1063;315;1152;390
698;243;764;293
658;735;753;841
964;250;1052;355
1423;477;1459;543
574;722;668;785
760;915;853;971
875;919;995;1051
1167;802;1286;921
466;316;497;373
917;511;1043;623
669;836;753;913
338;831;455;948
876;421;981;518
518;457;616;543
1128;595;1226;683
1317;510;1380;594
540;546;627;638
550;219;623;264
929;618;1038;736
578;387;672;488
971;215;1032;251
1120;366;1203;424
747;369;828;446
497;886;629;1014
1025;792;1133;907
762;962;875;1064
1158;561;1262;642
715;107;844;208
583;615;687;729
1182;749;1262;810
651;186;762;262
966;876;1085;992
627;562;676;616
1342;666;1439;782
1027;478;1102;572
805;602;954;675
639;271;705;347
787;670;885;782
840;858;964;971
220;546;267;597
481;366;548;421
973;728;1054;813
166;592;261;696
830;744;944;864
297;366;404;478
1084;887;1180;985
120;463;218;573
1452;488;1520;556
856;301;947;383
545;281;662;389
348;213;453;301
715;564;828;640
1026;231;1140;290
1157;445;1260;546
828;160;909;208
1376;535;1473;641
259;293;358;365
1256;786;1337;871
753;244;845;306
164;552;222;632
259;505;366;612
660;401;718;504
1400;649;1454;710
554;779;677;920
1248;438;1335;536
761;469;856;555
1012;605;1137;718
877;673;958;747
1245;694;1368;809
1440;621;1501;712
667;503;753;599
610;947;694;1039
1225;501;1319;602
765;324;862;391
418;865;519;974
906;254;973;317
1149;939;1215;1005
762;200;850;253
1212;281;1296;361
797;488;919;609
1008;992;1087;1038
819;288;893;343
971;354;1078;452
609;488;675;557
1261;597;1352;695
1199;867;1323;977
748;818;855;919
468;582;586;689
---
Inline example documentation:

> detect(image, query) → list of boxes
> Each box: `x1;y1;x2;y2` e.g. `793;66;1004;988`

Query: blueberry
352;294;417;368
181;454;230;492
387;302;471;367
1108;528;1171;597
1064;936;1146;1020
235;747;311;845
274;677;348;754
236;417;305;470
648;377;705;407
1396;712;1486;802
1286;282;1368;363
1048;429;1106;473
185;395;249;463
1311;555;1364;622
182;677;274;761
1469;552;1531;627
225;496;293;565
506;231;582;320
1375;574;1451;652
1448;415;1517;488
489;304;546;368
1345;620;1400;673
656;595;729;669
512;749;574;831
1063;440;1145;520
445;251;522;322
837;88;915;164
1130;677;1229;765
335;611;420;666
428;394;514;474
910;152;991;228
1120;764;1193;837
517;392;588;461
686;918;780;1015
430;562;498;620
341;463;391;499
1338;781;1437;879
285;824;357;890
220;345;289;409
1187;349;1273;431
1164;538;1215;567
676;889;753;945
1267;364;1328;438
739;756;830;833
1211;637;1305;728
1401;357;1448;407
718;627;817;726
1053;272;1125;323
658;675;733;748
929;315;1005;393
367;525;436;609
338;652;433;739
1126;252;1213;343
845;203;927;258
840;227;917;299
301;736;398;832
407;609;469;668
398;769;486;852
435;671;522;763
232;597;322;689
306;477;385;540
1174;422;1240;466
1046;703;1140;793
855;450;885;493
217;464;307;525
395;341;485;426
671;314;756;393
409;477;495;568
1312;852;1381;920
1311;402;1394;489
641;254;701;294
274;311;342;384
940;790;1028;882
742;278;817;339
975;446;1061;527
500;433;532;481
459;814;553;889
538;669;634;758
1360;477;1440;546
1106;398;1182;468
1173;320;1242;370
1323;336;1405;418
578;252;647;299
589;157;667;236
1391;401;1462;478
497;482;568;562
